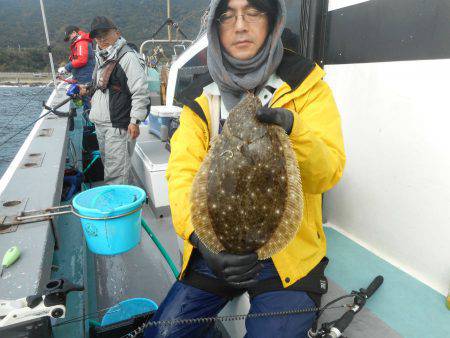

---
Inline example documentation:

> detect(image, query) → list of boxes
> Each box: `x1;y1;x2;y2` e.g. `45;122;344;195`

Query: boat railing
0;82;72;301
145;34;208;121
139;39;193;57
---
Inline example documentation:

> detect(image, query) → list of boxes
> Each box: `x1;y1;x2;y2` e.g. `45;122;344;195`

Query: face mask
99;44;114;58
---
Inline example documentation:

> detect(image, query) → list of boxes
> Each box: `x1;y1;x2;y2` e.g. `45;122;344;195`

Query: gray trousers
94;123;136;185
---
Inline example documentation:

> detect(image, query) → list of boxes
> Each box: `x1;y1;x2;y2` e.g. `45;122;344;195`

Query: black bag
82;125;99;152
82;125;104;182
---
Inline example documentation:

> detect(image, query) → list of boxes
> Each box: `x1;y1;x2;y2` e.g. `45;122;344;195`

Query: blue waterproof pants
144;255;317;338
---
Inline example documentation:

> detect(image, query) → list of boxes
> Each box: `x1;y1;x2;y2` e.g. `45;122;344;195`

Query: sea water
0;85;53;178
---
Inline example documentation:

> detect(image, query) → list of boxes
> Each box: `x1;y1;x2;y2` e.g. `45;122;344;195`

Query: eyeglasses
217;9;267;27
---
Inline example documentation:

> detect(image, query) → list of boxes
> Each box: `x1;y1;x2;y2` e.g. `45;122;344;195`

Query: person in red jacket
60;25;96;112
60;26;95;83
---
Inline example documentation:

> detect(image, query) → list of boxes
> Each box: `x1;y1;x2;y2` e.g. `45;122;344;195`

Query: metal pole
167;0;172;41
16;210;73;221
39;0;57;86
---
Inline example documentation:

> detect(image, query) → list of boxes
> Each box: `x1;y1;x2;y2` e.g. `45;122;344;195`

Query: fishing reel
66;83;80;97
42;83;81;117
67;83;85;110
0;278;84;328
40;83;82;131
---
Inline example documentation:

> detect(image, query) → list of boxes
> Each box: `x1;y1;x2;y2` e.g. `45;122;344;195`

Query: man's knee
144;282;227;338
245;291;316;338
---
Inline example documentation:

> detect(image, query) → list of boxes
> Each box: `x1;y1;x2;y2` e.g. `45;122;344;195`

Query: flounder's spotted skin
191;94;303;259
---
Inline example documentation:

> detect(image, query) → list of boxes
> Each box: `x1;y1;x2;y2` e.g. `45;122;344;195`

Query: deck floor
323;226;450;338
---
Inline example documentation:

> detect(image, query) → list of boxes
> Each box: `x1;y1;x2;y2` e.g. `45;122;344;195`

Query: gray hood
206;0;286;110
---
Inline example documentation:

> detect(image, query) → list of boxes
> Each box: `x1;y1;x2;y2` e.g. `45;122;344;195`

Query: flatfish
190;94;303;259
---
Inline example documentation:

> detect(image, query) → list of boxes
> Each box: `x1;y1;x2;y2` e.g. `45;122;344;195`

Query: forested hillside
0;0;209;71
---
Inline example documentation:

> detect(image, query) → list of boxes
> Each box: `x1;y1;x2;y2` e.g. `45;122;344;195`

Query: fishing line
0;109;53;148
0;94;72;148
2;81;53;129
52;306;114;327
0;157;14;163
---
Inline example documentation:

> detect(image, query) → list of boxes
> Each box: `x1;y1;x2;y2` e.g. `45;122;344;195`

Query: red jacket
65;31;95;82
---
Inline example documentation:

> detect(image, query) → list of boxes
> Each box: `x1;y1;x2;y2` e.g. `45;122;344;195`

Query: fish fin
190;146;226;254
257;128;303;259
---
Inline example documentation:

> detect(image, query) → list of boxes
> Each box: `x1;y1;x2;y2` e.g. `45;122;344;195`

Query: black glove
190;232;263;288
256;107;294;135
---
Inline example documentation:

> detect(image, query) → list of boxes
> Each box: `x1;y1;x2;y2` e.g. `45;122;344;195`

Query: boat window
285;0;302;50
174;48;208;105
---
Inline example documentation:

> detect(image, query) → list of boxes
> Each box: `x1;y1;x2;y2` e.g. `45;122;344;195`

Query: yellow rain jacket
166;52;345;288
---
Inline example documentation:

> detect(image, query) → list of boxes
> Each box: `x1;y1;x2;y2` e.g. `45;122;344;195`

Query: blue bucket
101;298;158;326
72;185;146;255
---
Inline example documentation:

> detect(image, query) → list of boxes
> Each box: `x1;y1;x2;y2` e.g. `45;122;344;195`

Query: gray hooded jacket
90;37;150;128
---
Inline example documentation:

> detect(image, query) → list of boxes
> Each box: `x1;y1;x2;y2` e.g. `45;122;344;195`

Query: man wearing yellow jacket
145;0;345;337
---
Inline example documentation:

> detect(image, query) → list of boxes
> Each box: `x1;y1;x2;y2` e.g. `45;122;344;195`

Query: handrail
139;39;193;55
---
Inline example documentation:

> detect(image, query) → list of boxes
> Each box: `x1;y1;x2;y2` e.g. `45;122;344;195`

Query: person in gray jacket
81;16;150;185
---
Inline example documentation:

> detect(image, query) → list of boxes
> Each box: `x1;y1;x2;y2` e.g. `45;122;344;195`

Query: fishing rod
49;298;344;330
308;275;384;338
39;0;57;85
120;276;383;338
0;253;383;336
115;276;382;338
57;74;78;84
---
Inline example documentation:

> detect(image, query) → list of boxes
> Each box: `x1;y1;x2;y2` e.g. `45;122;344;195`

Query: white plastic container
132;140;170;210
